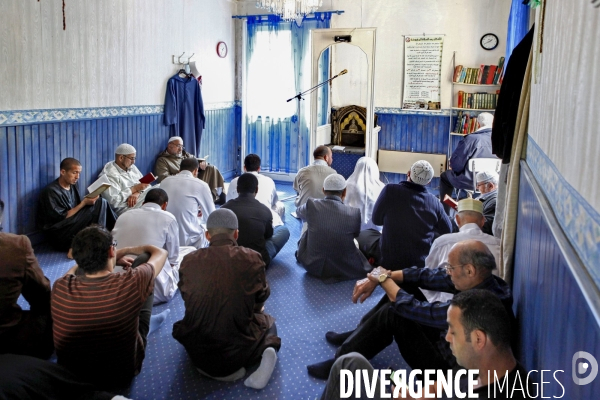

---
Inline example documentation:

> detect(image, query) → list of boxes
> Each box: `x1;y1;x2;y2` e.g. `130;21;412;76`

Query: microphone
338;69;348;76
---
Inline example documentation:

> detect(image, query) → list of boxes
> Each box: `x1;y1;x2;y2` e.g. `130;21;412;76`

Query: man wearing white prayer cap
476;170;499;235
99;143;152;215
154;136;227;205
295;174;372;283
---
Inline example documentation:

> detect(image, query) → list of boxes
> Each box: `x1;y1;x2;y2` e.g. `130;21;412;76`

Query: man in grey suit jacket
295;174;372;283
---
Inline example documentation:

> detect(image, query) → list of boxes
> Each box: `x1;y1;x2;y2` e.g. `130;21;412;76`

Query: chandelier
256;0;323;21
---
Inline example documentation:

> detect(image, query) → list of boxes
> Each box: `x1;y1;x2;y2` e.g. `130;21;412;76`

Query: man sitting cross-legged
321;290;532;399
296;174;372;283
306;240;513;380
161;157;215;249
222;173;290;267
38;157;117;252
227;153;286;225
0;199;54;360
111;188;184;304
172;209;281;389
51;226;170;391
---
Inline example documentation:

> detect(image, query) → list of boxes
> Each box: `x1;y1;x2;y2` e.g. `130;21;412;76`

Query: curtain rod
232;10;344;19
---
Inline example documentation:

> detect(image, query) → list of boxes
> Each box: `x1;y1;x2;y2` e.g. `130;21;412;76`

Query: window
246;30;296;121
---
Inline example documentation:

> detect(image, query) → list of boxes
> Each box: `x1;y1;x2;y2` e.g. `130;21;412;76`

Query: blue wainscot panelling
0;106;239;236
513;162;600;398
375;111;450;192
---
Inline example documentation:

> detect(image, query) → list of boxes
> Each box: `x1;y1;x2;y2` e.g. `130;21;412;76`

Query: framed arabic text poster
402;35;444;111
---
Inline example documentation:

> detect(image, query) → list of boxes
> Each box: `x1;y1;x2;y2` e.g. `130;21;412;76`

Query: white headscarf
345;157;385;229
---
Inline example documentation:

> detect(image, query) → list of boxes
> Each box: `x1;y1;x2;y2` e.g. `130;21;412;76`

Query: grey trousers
321;353;388;400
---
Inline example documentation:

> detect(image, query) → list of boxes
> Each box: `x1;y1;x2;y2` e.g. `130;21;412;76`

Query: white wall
328;0;510;109
528;1;600;213
0;0;236;110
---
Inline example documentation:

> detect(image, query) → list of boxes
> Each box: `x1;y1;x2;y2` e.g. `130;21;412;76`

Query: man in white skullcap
154;136;226;204
99;143;152;215
476;170;499;235
439;112;498;215
173;208;281;390
420;198;501;303
295;174;372;283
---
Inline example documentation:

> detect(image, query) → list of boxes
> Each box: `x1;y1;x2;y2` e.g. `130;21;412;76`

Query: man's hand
116;255;136;269
127;192;140;208
352;277;378;304
199;161;207;171
132;183;150;193
82;196;99;206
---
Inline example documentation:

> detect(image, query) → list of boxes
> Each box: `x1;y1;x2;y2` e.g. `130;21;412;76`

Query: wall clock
480;33;499;50
216;41;228;58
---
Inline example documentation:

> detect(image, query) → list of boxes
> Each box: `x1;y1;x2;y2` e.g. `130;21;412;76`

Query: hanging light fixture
256;0;323;21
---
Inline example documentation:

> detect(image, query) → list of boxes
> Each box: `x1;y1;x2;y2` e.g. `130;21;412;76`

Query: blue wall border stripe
526;135;600;289
0;102;241;126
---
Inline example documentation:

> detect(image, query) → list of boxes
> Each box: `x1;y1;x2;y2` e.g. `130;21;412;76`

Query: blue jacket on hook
164;74;205;156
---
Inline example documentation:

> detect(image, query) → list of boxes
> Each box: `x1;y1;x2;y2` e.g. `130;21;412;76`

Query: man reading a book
154;136;226;204
38;157;117;251
100;143;153;215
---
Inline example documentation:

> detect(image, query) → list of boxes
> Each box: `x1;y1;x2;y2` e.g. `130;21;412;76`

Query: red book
139;172;157;184
458;91;464;108
486;66;497;84
477;65;485;84
453;65;463;82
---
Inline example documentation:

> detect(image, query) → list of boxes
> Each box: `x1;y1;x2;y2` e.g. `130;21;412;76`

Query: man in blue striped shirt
307;239;513;379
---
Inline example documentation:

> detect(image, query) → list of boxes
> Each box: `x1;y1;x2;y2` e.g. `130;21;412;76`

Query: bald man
293;145;336;215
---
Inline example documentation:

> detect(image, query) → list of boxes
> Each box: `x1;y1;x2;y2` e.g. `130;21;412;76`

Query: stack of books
453;111;480;135
453;57;505;85
456;90;499;109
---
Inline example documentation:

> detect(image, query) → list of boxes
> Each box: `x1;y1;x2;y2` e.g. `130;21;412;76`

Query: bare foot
67;248;73;259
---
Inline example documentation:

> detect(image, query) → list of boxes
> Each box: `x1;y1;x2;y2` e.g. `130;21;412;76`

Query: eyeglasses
476;182;487;188
441;262;466;273
169;143;184;149
112;240;118;248
122;155;136;162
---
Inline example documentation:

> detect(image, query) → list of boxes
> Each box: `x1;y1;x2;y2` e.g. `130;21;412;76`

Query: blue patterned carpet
26;182;406;400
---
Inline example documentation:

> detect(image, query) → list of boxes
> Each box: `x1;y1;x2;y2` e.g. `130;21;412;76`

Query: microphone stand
286;71;347;169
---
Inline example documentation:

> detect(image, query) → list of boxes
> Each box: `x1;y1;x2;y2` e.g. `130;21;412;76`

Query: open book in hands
139;172;157;184
86;175;112;199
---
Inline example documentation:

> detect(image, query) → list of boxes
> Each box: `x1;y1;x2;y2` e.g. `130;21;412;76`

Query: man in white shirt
111;188;180;304
161;157;215;249
293;145;336;215
100;143;151;215
227;154;285;226
421;198;501;303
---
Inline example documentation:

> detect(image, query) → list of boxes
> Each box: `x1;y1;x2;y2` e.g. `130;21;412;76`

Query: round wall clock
480;33;499;50
216;41;228;58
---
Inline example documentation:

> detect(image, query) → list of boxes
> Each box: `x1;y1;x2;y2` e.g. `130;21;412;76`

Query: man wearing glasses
307;239;513;380
475;170;499;235
100;143;151;215
154;136;226;204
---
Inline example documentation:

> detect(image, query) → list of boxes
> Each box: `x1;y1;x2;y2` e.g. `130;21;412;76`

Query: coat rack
172;52;195;74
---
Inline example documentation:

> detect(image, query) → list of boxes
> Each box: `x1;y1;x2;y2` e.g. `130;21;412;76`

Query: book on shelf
452;57;506;85
493;57;505;84
455;90;499;109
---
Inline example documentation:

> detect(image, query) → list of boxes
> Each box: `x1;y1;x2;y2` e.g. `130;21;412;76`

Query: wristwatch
378;273;391;284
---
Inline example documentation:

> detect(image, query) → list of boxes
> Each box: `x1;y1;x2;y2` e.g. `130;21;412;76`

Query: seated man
439;112;497;215
172;209;281;389
476;170;499;235
421;198;500;303
161;158;215;249
296;174;372;282
222;173;290;267
100;143;152;215
38;157;117;251
51;226;170;390
0;199;53;359
111;188;181;304
321;290;531;400
307;240;513;380
372;160;452;271
293;145;336;215
227;153;286;225
154;136;226;204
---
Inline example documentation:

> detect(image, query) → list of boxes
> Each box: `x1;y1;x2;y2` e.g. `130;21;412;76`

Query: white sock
149;309;170;334
244;347;278;390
